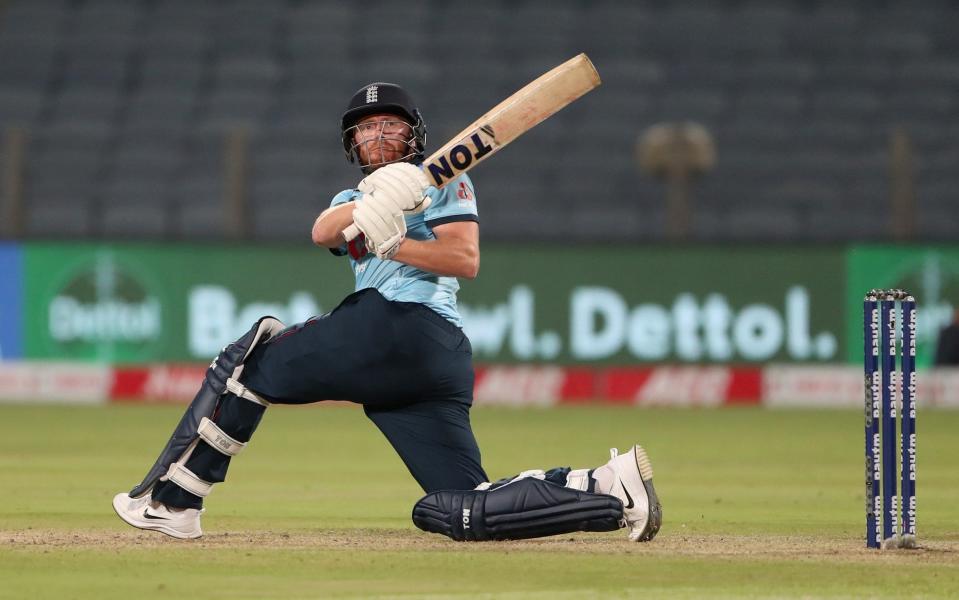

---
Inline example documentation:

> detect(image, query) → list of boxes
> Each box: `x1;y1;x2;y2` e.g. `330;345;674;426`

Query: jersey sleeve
327;189;357;257
423;173;479;228
330;189;355;209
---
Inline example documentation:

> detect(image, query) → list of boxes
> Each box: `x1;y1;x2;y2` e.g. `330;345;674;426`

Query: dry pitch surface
6;528;959;562
1;404;957;598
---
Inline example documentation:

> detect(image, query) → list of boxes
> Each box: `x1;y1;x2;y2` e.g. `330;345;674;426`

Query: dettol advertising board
22;244;353;362
459;246;843;364
18;243;847;365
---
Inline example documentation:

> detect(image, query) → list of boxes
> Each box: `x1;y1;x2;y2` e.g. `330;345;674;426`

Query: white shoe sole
625;445;662;542
112;493;203;540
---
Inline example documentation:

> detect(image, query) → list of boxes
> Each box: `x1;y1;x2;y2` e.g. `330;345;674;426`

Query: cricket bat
342;53;601;241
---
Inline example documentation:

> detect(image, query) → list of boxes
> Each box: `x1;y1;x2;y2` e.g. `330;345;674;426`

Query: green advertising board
23;243;353;362
21;243;848;365
845;245;959;367
461;245;845;364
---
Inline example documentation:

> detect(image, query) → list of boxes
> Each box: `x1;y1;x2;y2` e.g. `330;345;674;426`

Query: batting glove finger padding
352;194;406;260
365;188;408;218
366;227;404;260
355;194;405;239
352;210;394;250
358;163;431;214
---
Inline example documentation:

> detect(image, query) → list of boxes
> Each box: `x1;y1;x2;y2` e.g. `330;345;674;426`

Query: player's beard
355;131;415;171
365;143;403;167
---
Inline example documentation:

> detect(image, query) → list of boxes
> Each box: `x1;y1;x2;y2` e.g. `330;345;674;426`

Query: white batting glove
358;162;432;215
352;193;407;260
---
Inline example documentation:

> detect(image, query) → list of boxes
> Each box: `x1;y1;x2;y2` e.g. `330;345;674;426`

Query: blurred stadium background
0;0;958;405
2;2;959;597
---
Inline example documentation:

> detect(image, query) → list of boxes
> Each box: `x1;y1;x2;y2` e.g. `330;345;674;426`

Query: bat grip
342;223;360;242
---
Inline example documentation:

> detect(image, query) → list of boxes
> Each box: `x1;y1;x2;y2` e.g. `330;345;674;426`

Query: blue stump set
863;289;916;550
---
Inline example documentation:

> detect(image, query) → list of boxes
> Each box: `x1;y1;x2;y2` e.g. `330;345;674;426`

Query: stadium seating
0;0;956;242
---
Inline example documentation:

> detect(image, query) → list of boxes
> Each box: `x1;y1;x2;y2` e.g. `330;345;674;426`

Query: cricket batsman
112;82;662;543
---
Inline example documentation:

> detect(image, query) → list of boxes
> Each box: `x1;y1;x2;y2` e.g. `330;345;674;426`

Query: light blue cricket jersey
330;172;478;328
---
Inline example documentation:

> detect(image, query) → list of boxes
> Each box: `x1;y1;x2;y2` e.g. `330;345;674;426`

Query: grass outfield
1;404;957;599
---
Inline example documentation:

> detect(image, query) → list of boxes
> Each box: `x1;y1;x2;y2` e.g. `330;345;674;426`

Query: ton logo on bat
425;129;495;186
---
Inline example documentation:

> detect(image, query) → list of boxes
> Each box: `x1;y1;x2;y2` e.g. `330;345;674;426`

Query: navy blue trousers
153;289;488;509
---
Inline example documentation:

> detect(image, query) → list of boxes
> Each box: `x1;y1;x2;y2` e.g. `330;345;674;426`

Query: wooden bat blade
423;53;601;188
342;54;601;242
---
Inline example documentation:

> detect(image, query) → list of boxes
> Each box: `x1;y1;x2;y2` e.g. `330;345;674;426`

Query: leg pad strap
226;378;270;407
565;468;590;491
165;461;213;497
413;477;624;541
198;417;247;457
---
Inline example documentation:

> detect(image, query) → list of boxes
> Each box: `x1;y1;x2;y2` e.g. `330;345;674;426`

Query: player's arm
311;203;356;248
392;221;479;279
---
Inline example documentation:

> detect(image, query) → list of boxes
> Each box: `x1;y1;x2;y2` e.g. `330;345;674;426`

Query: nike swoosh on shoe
621;483;635;509
143;509;171;521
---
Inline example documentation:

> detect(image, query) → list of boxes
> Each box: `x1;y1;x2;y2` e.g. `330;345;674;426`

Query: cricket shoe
112;492;204;539
596;445;662;542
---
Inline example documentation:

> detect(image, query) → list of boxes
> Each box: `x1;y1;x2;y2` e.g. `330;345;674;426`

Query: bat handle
342;223;360;242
